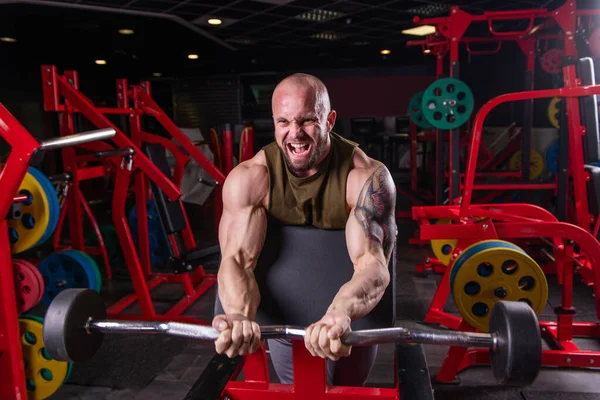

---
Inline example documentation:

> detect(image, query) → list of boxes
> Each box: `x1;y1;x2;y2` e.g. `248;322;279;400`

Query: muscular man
212;73;397;385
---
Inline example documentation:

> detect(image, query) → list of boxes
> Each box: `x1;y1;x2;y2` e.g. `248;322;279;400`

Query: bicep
218;204;267;268
346;165;397;266
217;167;268;269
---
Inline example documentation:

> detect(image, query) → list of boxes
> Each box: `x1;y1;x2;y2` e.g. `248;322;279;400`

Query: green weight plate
78;252;103;292
64;250;101;293
408;90;433;129
421;78;474;130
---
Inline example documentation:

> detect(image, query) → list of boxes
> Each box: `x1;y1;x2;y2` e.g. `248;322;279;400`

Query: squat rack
411;0;600;381
404;6;573;208
405;1;600;273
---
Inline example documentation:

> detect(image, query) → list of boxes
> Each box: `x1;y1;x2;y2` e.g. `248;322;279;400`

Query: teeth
289;143;309;154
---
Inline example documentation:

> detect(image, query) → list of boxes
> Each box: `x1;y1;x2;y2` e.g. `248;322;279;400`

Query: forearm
327;257;390;321
217;256;261;321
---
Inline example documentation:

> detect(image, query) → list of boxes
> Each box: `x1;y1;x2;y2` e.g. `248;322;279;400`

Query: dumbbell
42;289;542;386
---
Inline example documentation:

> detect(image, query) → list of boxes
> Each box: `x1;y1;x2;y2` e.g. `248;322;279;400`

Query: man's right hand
212;314;262;358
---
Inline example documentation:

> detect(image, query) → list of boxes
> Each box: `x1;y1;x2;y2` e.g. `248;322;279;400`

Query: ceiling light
424;49;431;54
402;25;436;36
311;32;341;40
118;29;134;35
381;49;391;55
0;37;16;42
152;72;162;77
95;59;107;65
208;18;222;25
529;24;542;35
188;54;199;59
297;9;342;22
226;38;255;45
407;4;447;17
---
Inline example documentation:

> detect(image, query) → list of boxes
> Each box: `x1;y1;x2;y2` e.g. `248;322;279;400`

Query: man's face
272;85;335;176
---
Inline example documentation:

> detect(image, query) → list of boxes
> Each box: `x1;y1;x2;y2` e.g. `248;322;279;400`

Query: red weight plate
28;260;45;304
12;259;43;313
540;48;564;74
589;28;600;59
14;259;45;305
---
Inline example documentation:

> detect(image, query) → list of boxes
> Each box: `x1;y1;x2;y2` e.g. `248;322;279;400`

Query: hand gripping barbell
42;289;542;386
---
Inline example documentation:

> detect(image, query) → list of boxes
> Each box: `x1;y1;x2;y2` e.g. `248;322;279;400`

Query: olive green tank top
263;132;358;229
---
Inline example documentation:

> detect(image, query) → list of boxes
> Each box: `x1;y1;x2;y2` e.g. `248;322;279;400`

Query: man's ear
326;110;337;131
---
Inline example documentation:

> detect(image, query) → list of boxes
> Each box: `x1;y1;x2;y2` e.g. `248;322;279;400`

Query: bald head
271;73;336;177
272;73;331;118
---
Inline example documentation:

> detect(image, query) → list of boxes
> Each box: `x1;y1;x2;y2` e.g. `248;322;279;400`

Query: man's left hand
304;311;352;361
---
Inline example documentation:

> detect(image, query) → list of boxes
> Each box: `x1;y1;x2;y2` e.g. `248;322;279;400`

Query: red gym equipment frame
41;65;237;324
407;1;600;273
220;344;399;400
410;0;600;382
0;104;115;398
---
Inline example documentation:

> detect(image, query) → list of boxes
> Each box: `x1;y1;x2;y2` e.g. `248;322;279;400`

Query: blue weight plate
129;200;169;261
65;250;101;292
27;167;60;246
545;140;559;175
27;167;57;245
449;240;525;292
128;200;161;236
149;232;170;264
37;251;98;306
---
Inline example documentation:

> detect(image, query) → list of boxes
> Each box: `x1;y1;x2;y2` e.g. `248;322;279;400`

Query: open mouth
287;142;311;157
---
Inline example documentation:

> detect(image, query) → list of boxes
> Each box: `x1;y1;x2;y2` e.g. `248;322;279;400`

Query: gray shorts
267;338;378;386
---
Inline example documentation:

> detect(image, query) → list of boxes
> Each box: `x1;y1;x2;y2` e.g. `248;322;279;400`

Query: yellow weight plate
548;97;561;129
9;171;51;254
508;150;545;180
430;218;458;266
450;240;548;332
19;317;69;400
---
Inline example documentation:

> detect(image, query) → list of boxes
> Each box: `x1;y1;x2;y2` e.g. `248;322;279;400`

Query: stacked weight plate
9;167;60;255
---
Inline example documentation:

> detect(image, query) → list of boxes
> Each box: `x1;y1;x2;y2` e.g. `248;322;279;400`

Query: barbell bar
86;320;495;349
39;128;116;151
42;289;542;386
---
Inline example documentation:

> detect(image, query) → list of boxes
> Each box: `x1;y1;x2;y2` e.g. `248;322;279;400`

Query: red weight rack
405;0;590;274
0;103;115;398
41;65;232;324
411;0;600;380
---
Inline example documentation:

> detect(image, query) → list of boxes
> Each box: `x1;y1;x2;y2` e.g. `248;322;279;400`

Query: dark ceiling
0;0;585;80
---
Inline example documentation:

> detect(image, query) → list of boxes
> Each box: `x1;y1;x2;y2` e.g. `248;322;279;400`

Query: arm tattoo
354;166;397;256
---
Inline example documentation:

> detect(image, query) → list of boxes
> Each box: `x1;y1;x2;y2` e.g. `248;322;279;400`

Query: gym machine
41;66;228;323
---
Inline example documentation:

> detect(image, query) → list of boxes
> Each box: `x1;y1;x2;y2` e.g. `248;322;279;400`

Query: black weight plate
489;301;542;386
43;288;106;363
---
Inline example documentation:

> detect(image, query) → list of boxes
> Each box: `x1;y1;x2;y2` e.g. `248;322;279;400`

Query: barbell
42;289;542;386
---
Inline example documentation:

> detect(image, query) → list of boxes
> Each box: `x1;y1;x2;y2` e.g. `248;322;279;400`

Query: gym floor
44;220;600;400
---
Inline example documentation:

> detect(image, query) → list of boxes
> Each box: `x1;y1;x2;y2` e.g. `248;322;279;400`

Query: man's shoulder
346;148;395;208
223;151;269;208
349;147;389;183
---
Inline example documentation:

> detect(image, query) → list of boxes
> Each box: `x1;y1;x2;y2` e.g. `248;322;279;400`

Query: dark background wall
0;39;581;146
